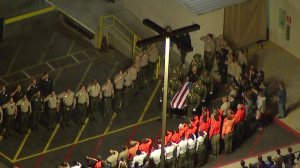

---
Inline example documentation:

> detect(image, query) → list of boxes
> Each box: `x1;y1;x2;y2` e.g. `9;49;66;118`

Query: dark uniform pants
123;86;133;107
224;132;233;154
204;51;214;72
139;66;147;87
197;144;207;166
20;112;29;133
77;103;87;123
211;134;220;156
187;104;197;120
48;108;56;128
113;89;123;111
235;123;245;146
31;110;41;129
89;97;98;120
62;105;72;126
103;96;112;117
177;153;187;168
187;148;196;168
165;157;175;168
148;62;157;82
6;115;14;135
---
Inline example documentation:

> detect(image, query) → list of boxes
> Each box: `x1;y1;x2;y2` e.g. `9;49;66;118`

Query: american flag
171;82;193;109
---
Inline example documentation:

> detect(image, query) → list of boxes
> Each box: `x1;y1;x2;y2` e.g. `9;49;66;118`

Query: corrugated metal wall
176;0;249;14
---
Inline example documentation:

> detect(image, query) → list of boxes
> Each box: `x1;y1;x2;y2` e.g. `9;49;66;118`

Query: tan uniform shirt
58;91;75;107
87;83;101;98
134;55;141;73
114;73;124;90
118;149;129;161
102;82;114;97
106;151;119;167
75;90;89;105
0;107;3;123
2;102;17;116
200;36;215;52
16;99;32;113
44;95;58;109
140;52;149;67
124;70;133;87
147;46;159;63
129;67;137;81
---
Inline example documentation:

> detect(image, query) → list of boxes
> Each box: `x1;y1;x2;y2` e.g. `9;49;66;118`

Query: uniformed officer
169;77;181;92
102;79;114;117
16;95;32;134
40;72;53;97
134;53;141;90
200;71;214;102
10;84;24;102
123;66;135;108
44;91;59;129
75;85;89;124
0;85;9;106
187;133;196;168
87;79;101;121
200;34;215;72
58;88;76;127
187;65;200;83
190;53;205;74
139;49;149;87
2;97;17;136
0;107;3;134
186;89;200;120
30;91;43;131
192;80;207;104
27;78;40;99
196;131;208;166
147;44;159;83
113;71;124;112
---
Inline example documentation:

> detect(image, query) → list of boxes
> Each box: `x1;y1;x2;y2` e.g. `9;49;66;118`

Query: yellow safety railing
96;14;160;79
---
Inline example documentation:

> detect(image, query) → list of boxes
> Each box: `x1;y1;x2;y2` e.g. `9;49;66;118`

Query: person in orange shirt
171;130;181;144
191;116;199;128
179;123;188;137
199;108;211;133
139;138;152;155
128;140;140;161
185;123;197;139
165;131;173;145
222;113;236;154
235;104;246;146
209;109;221;157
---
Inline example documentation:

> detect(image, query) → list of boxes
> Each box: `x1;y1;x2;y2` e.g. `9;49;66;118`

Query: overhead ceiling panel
176;0;249;15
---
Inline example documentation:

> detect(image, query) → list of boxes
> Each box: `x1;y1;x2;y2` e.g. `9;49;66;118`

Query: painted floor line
13;129;32;161
43;124;60;152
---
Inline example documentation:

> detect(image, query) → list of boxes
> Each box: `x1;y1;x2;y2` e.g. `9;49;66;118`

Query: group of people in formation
0;43;160;137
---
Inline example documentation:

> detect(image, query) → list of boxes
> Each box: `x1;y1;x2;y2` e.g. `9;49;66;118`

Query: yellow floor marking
13;129;31;161
0;151;13;163
42;124;60;153
74;118;89;143
5;6;56;25
104;112;117;134
15;116;160;163
138;80;162;123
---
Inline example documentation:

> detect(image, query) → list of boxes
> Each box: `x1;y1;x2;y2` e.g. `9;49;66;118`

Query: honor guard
200;71;214;96
58;88;75;127
0;85;9;106
40;72;53;97
27;78;40;99
11;84;24;102
190;53;205;74
87;79;101;121
123;66;135;108
30;91;43;131
2;98;17;136
16;95;32;134
147;44;159;82
139;49;149;87
192;80;207;103
102;79;114;117
75;85;89;124
186;89;200;120
44;91;59;129
113;71;124;112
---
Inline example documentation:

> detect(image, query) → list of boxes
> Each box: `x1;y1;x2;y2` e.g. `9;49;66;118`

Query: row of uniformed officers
0;44;159;137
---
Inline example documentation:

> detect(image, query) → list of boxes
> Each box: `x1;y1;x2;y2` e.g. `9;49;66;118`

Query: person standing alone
277;83;286;118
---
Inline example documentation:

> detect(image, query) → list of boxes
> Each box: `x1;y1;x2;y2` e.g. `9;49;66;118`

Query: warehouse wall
269;0;300;59
126;0;224;63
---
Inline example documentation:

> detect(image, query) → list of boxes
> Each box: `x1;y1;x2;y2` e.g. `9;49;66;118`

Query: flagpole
160;37;170;168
